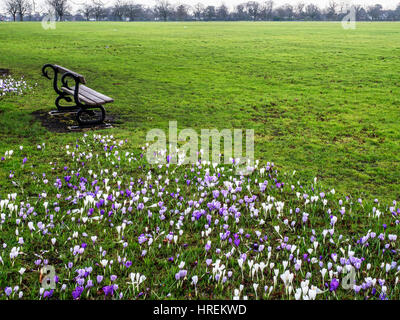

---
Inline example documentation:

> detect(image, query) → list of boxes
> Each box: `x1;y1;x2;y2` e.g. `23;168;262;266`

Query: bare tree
154;0;171;21
233;4;247;20
353;4;365;20
47;0;70;21
326;1;337;20
92;0;106;20
203;5;216;20
305;3;320;20
112;0;124;20
395;3;400;19
15;0;31;21
124;1;143;21
367;4;382;20
5;0;18;21
284;4;294;20
295;2;305;19
79;3;93;21
216;4;229;20
175;4;190;20
275;4;294;20
193;2;204;20
246;1;260;21
260;0;273;20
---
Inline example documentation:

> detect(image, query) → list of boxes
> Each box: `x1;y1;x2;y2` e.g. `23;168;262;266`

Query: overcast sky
33;0;399;12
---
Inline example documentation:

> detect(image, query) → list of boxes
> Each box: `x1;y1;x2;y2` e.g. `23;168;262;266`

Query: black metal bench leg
76;105;106;126
49;94;80;115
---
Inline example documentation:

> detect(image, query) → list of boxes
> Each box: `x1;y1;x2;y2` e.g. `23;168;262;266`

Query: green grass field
1;22;400;201
1;22;400;300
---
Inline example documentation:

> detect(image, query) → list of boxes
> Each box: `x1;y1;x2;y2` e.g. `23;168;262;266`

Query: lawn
0;22;400;300
0;21;400;200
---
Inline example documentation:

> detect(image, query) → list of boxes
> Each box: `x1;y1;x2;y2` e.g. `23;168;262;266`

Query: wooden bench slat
79;85;114;103
61;86;114;106
62;87;101;106
76;88;106;105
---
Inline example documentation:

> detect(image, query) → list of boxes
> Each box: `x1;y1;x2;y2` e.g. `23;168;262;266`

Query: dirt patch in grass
32;109;121;133
0;68;10;76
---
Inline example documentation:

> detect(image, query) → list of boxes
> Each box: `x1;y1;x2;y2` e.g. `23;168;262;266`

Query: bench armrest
55;65;86;84
42;64;55;80
42;64;63;95
61;72;83;106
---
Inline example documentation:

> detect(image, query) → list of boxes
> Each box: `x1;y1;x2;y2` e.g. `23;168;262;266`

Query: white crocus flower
100;259;108;268
253;283;259;299
308;289;317;300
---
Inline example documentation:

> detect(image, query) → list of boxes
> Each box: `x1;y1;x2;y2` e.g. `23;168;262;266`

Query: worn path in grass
0;22;399;200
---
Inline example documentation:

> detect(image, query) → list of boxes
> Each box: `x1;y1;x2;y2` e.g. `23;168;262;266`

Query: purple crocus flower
138;234;147;244
86;280;94;289
125;261;132;268
97;275;104;284
43;289;54;299
103;285;114;296
4;287;12;297
72;286;84;300
330;278;339;292
179;270;187;278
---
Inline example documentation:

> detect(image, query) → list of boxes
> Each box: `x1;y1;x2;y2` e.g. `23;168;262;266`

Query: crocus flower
103;285;115;296
97;275;104;284
72;286;84;300
5;287;12;297
330;278;339;292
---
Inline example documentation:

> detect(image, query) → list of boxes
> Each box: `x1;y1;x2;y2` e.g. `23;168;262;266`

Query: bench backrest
53;65;86;84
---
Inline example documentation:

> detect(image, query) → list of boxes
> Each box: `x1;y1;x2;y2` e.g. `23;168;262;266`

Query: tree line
2;0;400;22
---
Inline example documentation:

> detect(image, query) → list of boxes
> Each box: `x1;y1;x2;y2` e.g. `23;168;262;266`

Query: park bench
42;64;114;126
